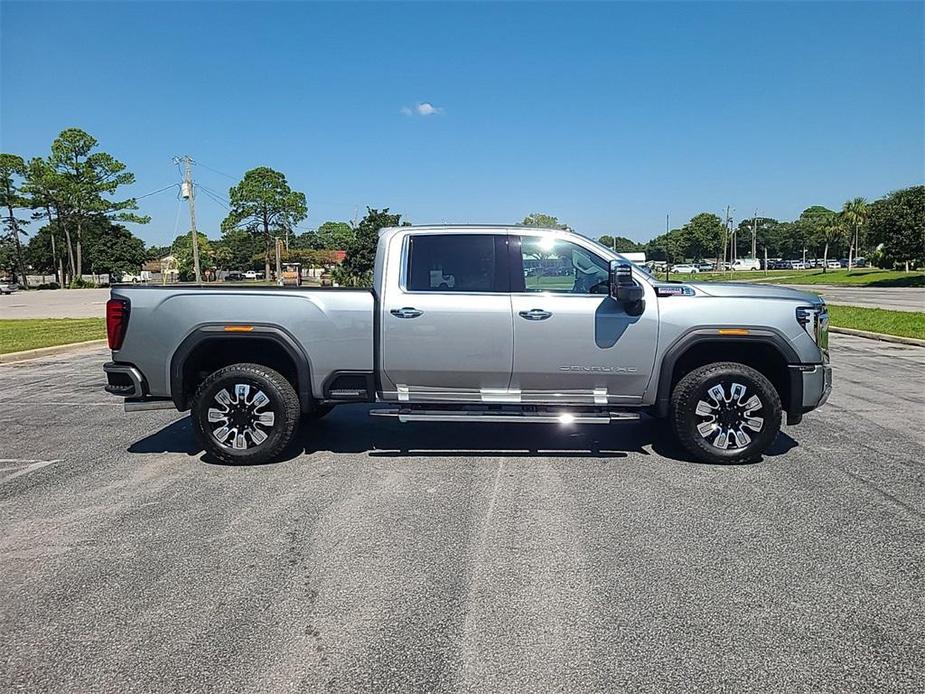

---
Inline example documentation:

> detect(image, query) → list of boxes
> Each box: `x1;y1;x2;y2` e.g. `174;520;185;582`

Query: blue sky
2;1;923;246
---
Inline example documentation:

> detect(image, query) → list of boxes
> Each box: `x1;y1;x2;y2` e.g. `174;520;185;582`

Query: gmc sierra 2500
104;225;831;465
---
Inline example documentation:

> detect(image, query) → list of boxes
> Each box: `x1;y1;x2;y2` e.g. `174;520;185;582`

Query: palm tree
820;215;846;274
842;197;867;271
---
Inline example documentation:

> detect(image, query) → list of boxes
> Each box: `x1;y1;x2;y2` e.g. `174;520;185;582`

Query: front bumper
799;362;833;411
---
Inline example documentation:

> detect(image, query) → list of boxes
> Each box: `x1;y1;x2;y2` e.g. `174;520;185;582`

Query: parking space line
0;459;60;485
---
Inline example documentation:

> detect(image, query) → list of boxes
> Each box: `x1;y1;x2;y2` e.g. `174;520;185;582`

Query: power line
195;184;229;210
195;183;229;203
192;160;238;180
134;183;180;200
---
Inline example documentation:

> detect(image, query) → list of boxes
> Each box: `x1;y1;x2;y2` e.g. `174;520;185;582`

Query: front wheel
191;363;300;465
670;362;781;464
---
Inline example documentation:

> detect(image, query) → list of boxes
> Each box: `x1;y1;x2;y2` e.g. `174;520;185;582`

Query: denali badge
559;365;638;373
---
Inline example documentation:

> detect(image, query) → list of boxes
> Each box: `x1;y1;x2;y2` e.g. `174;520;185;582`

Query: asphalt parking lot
1;334;923;692
0;287;110;319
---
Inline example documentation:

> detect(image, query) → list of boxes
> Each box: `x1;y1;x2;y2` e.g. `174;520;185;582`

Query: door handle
518;308;552;321
391;307;423;319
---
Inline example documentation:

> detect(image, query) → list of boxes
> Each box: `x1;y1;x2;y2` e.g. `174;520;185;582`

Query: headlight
796;305;828;351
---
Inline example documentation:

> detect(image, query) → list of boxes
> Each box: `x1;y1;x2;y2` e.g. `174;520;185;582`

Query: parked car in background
826;260;841;269
243;270;264;280
118;271;151;284
789;260;807;270
0;278;19;294
731;257;761;271
671;264;699;274
855;257;867;268
225;271;245;282
697;263;715;272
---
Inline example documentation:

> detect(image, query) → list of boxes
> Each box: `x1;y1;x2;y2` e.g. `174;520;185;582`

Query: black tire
670;361;781;464
191;362;300;465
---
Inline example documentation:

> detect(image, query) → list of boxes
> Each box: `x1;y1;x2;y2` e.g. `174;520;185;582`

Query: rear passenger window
407;235;506;292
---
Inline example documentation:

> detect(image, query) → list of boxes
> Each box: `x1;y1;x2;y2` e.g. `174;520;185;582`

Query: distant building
619;251;646;264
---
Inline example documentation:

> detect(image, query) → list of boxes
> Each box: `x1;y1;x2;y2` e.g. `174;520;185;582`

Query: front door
382;233;513;401
509;235;659;404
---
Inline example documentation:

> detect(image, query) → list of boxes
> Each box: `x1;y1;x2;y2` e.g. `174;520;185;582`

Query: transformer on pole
174;156;202;284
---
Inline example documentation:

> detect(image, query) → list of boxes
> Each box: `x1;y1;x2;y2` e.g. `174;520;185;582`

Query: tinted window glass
407;235;501;292
521;237;609;294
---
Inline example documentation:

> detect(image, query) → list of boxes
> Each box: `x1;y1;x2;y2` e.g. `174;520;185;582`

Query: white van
731;257;761;271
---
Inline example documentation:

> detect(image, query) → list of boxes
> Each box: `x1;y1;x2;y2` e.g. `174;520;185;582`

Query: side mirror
610;261;645;305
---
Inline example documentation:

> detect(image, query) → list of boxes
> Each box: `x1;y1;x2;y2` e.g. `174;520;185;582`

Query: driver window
521;237;609;294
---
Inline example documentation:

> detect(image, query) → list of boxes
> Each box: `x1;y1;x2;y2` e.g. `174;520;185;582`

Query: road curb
0;339;107;364
830;326;925;347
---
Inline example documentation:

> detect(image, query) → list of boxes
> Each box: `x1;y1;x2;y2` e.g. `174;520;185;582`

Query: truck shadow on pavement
128;404;799;466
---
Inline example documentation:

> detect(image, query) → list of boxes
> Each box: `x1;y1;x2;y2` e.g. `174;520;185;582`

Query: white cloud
402;102;443;117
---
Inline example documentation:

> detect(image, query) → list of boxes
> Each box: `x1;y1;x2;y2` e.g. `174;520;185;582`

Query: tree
217;227;260;270
171;231;213;282
23;157;69;285
683;213;726;262
46;128;149;281
599;235;642;252
145;244;171;262
295;221;354;250
867;186;924;270
0;154;30;286
87;224;146;278
221;167;307;280
519;213;569;230
338;207;407;286
793;206;838;262
25;222;69;275
842;197;868;271
815;213;843;273
735;217;781;258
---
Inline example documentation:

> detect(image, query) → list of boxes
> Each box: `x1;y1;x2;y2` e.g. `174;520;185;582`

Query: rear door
381;233;513;400
509;234;659;404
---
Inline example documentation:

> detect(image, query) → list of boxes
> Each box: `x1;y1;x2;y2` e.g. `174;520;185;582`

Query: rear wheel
191;363;300;465
671;362;781;464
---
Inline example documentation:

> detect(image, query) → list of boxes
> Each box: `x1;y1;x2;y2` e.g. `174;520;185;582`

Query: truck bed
110;284;375;401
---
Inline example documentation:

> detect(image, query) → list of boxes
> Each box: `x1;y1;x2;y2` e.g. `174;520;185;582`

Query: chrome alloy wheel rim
695;382;764;450
207;384;275;450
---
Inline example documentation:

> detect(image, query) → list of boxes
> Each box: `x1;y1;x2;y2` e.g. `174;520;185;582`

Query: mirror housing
610;261;645;306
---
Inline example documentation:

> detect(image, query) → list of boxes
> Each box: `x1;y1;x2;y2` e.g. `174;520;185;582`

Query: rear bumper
103;362;145;397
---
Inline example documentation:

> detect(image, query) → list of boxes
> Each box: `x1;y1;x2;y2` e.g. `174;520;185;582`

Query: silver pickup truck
104;225;831;465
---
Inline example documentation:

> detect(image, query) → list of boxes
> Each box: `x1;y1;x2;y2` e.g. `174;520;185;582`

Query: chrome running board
369;408;640;424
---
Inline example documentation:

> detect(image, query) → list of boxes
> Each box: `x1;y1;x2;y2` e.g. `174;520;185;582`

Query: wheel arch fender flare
653;328;802;419
169;324;313;413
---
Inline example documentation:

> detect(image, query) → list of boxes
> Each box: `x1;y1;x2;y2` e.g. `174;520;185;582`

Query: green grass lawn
828;306;925;340
765;269;924;287
661;268;923;287
0;318;106;354
660;270;795;283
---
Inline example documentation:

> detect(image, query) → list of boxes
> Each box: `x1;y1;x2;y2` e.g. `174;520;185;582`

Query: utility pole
275;237;283;285
751;210;758;259
175;155;202;284
665;213;670;281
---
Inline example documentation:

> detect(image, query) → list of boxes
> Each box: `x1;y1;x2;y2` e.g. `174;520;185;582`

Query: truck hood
687;281;824;305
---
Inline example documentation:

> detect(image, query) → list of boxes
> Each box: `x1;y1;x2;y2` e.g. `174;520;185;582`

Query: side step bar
369;408;640;424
